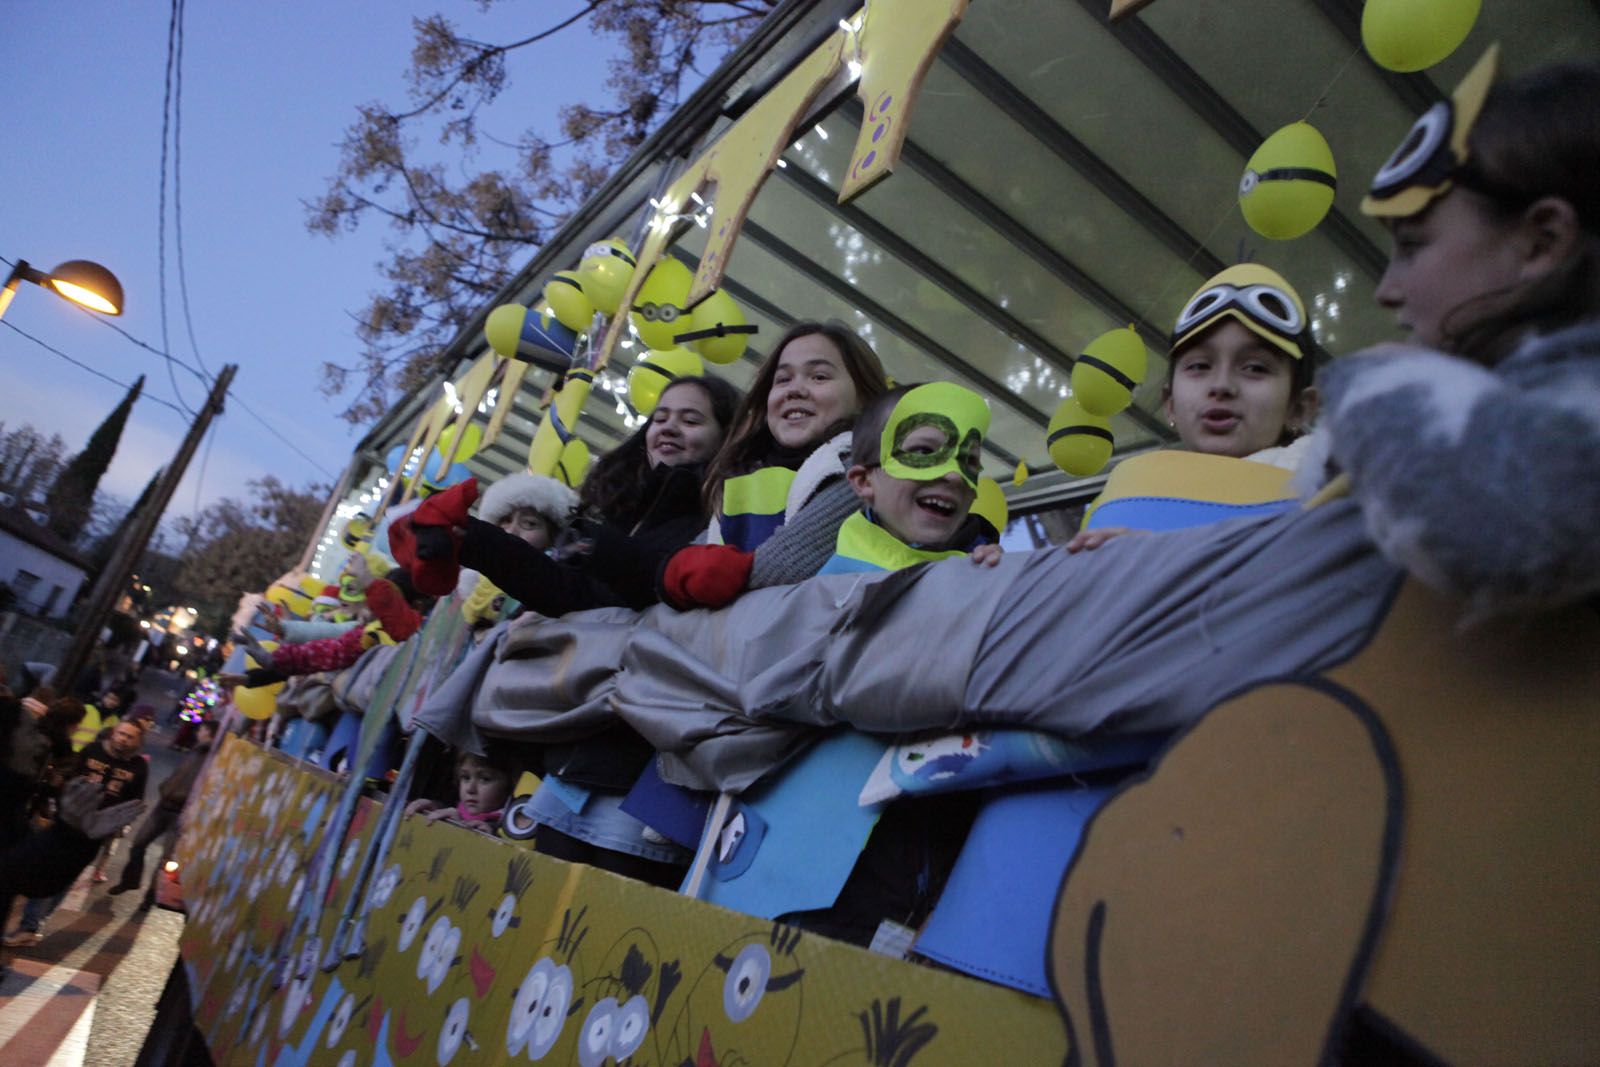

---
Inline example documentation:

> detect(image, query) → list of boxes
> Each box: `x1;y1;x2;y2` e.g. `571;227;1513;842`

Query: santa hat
477;472;578;529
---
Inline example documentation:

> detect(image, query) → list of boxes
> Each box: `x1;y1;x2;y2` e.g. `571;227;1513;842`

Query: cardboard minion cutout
1170;262;1311;362
879;382;990;489
1047;576;1600;1066
1362;44;1499;219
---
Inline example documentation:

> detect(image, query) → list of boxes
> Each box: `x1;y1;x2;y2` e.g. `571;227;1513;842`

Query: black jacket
460;461;706;616
461;462;708;791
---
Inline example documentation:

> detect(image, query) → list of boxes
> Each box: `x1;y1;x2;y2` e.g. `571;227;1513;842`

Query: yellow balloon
1047;397;1114;477
435;421;483;465
629;258;695;350
973;476;1009;536
234;652;283;721
555;437;592;489
543;271;593;332
484;303;527;360
1070;327;1148;417
627;347;704;416
1239;122;1338;241
1362;0;1481;73
575;238;636;315
679;288;755;365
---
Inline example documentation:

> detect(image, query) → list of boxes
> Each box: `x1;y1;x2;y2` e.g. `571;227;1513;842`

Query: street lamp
0;257;124;321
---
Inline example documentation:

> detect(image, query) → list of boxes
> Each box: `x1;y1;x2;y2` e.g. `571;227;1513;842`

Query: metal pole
55;363;239;692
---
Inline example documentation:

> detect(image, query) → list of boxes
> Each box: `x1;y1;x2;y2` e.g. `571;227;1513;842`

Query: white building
0;507;89;619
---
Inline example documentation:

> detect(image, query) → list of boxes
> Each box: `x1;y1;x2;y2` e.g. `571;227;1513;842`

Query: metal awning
364;0;1600;510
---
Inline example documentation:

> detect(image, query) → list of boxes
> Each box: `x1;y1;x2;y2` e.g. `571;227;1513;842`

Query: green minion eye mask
879;382;991;488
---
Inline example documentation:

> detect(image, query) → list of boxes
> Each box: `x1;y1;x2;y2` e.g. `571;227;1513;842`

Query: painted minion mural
662;923;808;1067
505;905;593;1061
572;929;685;1067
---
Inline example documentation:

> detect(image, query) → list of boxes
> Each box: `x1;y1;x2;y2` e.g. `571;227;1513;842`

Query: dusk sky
0;2;614;521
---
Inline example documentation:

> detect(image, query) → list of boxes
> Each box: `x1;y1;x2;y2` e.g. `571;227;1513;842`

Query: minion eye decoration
1170;263;1310;363
1238;122;1338;240
879;383;991;489
1363;44;1499;219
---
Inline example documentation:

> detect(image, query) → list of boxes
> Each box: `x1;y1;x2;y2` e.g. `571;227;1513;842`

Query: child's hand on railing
1066;527;1139;554
969;543;1004;567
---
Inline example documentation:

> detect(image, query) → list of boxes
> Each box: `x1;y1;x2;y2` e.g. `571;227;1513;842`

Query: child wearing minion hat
1073;263;1320;543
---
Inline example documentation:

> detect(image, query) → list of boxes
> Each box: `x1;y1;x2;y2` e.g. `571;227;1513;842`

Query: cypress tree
45;375;144;542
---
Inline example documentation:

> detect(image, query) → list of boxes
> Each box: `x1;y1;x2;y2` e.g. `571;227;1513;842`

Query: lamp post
0;257;124;321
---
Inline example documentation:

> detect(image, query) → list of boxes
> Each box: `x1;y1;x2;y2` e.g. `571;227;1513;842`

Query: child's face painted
1165;320;1300;458
646;382;723;467
1375;189;1526;354
457;758;511;816
766;335;860;449
499;507;553;550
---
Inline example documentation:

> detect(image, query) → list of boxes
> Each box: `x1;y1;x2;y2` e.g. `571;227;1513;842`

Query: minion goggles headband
1172;282;1305;351
1363;45;1499;219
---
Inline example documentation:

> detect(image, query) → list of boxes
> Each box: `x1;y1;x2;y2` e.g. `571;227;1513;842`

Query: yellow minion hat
1171;263;1310;361
1363;44;1500;218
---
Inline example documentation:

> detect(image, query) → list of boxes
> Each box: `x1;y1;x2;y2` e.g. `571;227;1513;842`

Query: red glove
414;477;478;528
662;544;754;610
389;480;478;596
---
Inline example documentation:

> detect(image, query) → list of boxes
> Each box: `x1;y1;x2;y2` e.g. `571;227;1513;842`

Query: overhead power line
0;319;186;415
156;0;195;416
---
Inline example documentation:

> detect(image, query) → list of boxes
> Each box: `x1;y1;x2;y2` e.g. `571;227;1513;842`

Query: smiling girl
661;320;890;607
399;374;742;616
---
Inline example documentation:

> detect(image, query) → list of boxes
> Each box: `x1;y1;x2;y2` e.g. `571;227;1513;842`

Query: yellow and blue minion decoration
630;257;695;351
342;514;374;549
1363;44;1499;219
1170;262;1311;363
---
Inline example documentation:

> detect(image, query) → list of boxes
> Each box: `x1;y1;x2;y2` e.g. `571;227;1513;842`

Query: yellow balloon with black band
627;347;704;416
233;652;283;721
1047;397;1114;477
1239;122;1338;241
555;437;591;489
543;270;594;332
1070;326;1148;417
629;258;695;350
676;288;757;365
575;237;636;315
1362;0;1480;72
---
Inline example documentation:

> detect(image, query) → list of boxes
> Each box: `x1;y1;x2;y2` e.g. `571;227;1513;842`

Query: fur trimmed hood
478;472;579;529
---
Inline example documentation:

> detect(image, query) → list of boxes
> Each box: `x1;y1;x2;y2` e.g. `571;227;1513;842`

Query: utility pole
55;363;239;693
